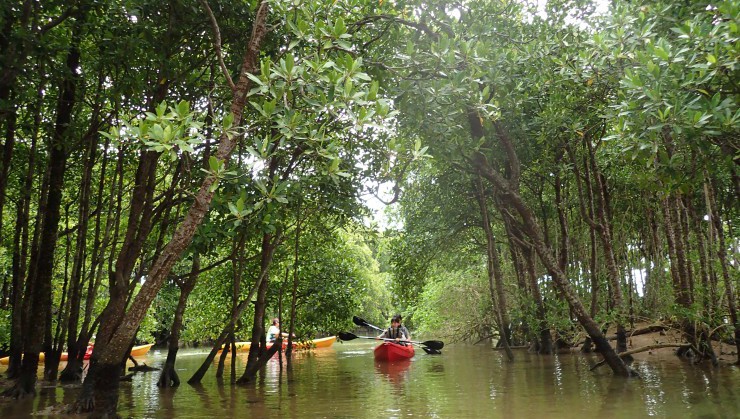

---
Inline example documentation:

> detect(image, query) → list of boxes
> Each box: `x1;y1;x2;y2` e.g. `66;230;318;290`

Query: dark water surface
1;341;738;418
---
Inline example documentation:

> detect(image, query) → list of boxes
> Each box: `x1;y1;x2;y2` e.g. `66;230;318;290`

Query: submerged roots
1;384;35;399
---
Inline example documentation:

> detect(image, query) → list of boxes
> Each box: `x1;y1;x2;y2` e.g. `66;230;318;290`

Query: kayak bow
374;342;415;362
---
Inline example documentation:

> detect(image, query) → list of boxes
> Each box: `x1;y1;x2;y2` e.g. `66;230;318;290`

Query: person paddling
267;318;295;342
376;314;410;344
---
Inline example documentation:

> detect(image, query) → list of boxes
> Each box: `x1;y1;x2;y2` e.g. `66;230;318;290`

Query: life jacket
387;326;408;342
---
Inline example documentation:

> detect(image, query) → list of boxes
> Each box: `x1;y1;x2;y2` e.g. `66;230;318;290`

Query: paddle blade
421;340;444;350
352;316;369;327
422;346;442;355
338;332;358;341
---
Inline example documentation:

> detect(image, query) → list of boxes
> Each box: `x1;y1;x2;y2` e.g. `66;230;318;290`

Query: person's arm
401;326;410;341
376;329;388;339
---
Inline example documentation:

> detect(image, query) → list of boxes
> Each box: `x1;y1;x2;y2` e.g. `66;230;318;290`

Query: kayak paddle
352;316;384;332
338;332;444;352
352;315;444;354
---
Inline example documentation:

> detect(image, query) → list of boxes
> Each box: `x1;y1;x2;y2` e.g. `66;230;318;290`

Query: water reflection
374;359;411;388
0;342;738;418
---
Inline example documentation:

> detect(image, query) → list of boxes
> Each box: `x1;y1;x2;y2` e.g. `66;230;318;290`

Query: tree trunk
0;0;34;235
686;195;711;319
3;11;84;396
472;151;631;376
522;245;552;354
662;197;691;308
0;97;16;238
474;176;513;360
72;5;270;413
44;208;72;381
239;232;280;384
6;76;42;378
505;227;529;344
705;179;740;364
286;195;302;361
187;261;270;384
678;197;696;300
59;84;103;382
63;137;112;382
583;139;628;354
158;254;200;388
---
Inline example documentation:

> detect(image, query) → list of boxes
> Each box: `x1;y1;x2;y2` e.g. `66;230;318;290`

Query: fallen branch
590;343;692;371
128;363;159;373
607;324;670;341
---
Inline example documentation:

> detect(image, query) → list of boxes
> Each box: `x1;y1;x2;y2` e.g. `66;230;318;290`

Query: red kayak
374;342;415;361
60;344;94;362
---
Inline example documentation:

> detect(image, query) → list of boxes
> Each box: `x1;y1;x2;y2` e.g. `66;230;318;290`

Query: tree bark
239;231;281;384
471;151;631;376
187;251;272;385
568;139;628;353
286;195;303;361
474;176;513;360
6;74;43;378
59;77;104;382
0;96;16;238
686;195;711;319
157;254;200;388
72;4;271;413
705;179;740;364
522;244;552;354
0;0;34;235
3;7;85;395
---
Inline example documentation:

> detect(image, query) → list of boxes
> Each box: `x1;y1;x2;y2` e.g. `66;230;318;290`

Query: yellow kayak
130;343;155;357
219;336;336;352
0;343;154;365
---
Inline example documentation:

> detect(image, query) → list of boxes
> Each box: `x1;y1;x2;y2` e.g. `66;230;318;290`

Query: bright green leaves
99;100;204;161
216;0;396;235
605;1;739;177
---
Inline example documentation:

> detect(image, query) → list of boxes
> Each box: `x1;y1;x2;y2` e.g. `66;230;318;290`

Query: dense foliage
0;0;736;413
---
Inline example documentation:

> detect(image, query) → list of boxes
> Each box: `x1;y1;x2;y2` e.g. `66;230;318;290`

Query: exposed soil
580;321;738;367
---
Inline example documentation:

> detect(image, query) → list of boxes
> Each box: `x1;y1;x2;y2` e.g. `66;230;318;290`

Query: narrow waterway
1;341;738;418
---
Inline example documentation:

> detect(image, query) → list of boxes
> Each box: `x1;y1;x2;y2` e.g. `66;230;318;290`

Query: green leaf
247;72;265;86
223;112;235;130
209;156;220;172
334;18;346;37
149;124;165;141
177;100;190;117
156;101;167;117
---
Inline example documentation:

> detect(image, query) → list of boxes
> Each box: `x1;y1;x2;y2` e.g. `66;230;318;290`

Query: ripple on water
1;341;737;418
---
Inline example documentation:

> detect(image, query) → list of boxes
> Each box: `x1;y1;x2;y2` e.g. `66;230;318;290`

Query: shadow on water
0;342;738;418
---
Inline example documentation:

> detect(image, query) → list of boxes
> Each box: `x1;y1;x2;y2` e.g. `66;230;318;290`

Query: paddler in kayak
267;318;295;343
376;314;410;345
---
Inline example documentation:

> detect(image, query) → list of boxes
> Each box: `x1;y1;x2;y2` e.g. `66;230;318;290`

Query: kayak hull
220;336;336;353
0;343;153;365
374;342;415;361
59;345;94;362
130;343;155;357
293;335;337;349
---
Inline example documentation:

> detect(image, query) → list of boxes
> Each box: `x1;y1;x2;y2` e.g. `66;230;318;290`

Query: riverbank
578;321;738;367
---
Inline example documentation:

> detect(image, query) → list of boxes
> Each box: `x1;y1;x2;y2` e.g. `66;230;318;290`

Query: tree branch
589;343;693;371
38;6;75;34
199;0;236;92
